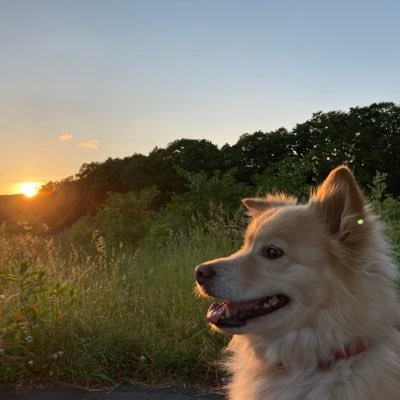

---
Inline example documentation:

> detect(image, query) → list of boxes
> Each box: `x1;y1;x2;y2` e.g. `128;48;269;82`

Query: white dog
195;166;400;400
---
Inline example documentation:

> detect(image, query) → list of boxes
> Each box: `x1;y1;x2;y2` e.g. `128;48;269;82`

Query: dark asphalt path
0;384;225;400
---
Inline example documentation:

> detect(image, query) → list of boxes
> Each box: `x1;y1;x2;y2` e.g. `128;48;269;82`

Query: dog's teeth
268;296;279;306
263;302;271;309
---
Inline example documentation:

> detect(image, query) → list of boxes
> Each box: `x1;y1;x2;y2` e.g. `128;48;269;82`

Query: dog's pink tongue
207;300;261;324
207;302;226;324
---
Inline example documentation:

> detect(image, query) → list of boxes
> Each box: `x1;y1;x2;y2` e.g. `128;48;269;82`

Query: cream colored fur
196;166;400;400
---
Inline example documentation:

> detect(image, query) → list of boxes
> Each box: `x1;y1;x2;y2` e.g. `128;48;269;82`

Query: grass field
0;196;399;389
0;213;244;388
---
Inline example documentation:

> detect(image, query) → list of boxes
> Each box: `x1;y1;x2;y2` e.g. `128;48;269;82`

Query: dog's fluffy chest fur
227;334;400;400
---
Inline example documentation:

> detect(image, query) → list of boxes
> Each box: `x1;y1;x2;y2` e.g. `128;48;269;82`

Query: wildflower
25;336;33;343
57;350;64;357
139;355;146;363
28;360;34;366
52;353;58;360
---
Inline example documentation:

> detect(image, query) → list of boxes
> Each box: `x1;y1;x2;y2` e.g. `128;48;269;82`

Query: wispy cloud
79;140;99;149
58;133;73;141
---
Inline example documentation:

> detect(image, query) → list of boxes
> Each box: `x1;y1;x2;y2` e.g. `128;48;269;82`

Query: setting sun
19;182;40;198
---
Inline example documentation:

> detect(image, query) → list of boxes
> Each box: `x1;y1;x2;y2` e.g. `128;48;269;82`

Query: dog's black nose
195;263;216;285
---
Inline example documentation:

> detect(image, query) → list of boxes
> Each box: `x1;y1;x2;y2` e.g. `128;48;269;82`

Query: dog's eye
261;245;284;260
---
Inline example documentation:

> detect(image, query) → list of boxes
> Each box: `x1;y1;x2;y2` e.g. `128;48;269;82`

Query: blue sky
1;0;400;194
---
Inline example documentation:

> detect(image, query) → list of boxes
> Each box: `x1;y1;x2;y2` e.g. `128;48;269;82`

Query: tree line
1;101;399;238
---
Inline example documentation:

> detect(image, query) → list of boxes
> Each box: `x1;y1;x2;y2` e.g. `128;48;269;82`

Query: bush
66;187;158;251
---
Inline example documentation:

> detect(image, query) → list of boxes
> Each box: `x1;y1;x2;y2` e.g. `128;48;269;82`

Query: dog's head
195;166;388;337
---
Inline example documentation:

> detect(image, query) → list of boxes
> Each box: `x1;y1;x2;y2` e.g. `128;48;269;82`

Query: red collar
276;341;369;371
318;341;369;369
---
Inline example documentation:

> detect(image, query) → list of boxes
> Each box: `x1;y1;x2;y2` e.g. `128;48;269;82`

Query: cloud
79;140;99;149
58;133;73;141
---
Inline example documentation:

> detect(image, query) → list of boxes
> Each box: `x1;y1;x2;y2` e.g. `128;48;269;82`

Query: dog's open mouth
207;295;290;327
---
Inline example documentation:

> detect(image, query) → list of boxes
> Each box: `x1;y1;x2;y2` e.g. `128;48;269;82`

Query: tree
221;128;292;183
348;102;400;194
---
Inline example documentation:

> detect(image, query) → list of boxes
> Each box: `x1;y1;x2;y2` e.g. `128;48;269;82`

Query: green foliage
0;261;75;385
145;170;250;240
379;197;400;261
171;169;250;216
96;188;158;247
368;172;400;261
368;172;389;212
253;155;311;200
67;187;158;250
221;128;291;182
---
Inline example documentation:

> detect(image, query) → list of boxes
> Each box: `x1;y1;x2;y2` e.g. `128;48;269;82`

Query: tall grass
0;209;244;388
0;191;399;389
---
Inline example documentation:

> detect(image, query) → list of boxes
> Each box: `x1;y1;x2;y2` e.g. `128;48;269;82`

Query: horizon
2;0;400;195
1;99;396;198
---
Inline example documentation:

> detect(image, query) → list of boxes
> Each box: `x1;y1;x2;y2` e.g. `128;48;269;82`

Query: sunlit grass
0;212;243;388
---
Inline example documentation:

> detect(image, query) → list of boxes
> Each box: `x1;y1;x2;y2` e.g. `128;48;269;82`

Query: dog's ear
242;194;297;217
309;166;366;239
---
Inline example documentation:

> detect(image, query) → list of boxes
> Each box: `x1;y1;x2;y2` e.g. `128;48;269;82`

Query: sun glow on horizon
19;182;40;198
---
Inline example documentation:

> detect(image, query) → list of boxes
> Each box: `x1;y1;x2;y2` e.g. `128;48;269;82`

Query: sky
1;0;400;194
